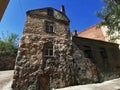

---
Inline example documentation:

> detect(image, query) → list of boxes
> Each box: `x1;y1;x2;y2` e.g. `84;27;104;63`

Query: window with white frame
44;43;53;57
45;21;54;33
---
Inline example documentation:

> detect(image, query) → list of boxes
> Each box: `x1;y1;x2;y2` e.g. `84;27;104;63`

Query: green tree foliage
0;32;18;56
96;0;120;42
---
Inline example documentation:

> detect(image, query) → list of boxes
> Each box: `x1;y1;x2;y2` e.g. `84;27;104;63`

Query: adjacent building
73;36;120;71
77;24;106;41
77;24;120;48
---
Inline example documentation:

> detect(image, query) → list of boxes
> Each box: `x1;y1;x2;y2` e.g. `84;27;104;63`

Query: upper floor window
99;47;107;59
45;21;54;33
84;46;92;58
47;8;54;16
44;43;53;57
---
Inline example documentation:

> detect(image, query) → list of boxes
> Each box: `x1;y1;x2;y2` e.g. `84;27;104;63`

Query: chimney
73;30;78;36
60;5;65;14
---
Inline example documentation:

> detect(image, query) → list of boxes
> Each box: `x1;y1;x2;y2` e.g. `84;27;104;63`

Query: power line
18;0;25;17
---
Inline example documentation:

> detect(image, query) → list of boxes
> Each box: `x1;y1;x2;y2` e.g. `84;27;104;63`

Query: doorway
39;75;50;90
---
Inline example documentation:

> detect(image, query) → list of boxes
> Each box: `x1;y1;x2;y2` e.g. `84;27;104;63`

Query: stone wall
12;35;99;90
73;36;120;71
73;36;120;81
72;43;99;84
12;34;74;89
12;7;74;90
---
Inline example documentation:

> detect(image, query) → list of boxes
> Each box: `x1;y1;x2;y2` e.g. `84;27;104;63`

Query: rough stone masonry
12;6;119;90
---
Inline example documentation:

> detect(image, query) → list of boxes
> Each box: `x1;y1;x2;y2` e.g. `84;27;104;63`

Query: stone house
12;6;120;90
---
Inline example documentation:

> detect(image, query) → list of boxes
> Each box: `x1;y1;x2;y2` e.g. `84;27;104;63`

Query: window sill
44;55;55;58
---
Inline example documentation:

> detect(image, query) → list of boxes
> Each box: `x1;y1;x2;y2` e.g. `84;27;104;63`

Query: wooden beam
0;0;9;21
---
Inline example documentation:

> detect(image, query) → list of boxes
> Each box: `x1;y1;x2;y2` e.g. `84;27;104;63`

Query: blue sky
0;0;104;38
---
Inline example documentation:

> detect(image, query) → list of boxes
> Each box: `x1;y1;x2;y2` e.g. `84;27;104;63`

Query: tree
0;32;18;56
96;0;120;42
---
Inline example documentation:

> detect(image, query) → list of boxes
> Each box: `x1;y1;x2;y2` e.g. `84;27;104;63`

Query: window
99;47;107;59
84;46;92;58
47;8;54;16
45;21;54;33
44;43;53;57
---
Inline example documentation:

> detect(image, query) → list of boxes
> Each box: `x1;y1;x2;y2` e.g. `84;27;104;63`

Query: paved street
0;70;120;90
56;78;120;90
0;70;13;90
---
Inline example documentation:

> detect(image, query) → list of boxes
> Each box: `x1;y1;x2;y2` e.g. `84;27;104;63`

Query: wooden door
39;75;50;90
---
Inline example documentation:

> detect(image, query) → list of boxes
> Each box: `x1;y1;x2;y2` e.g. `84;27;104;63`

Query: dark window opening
84;46;92;58
44;43;53;57
45;21;54;33
47;9;54;16
100;47;107;59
